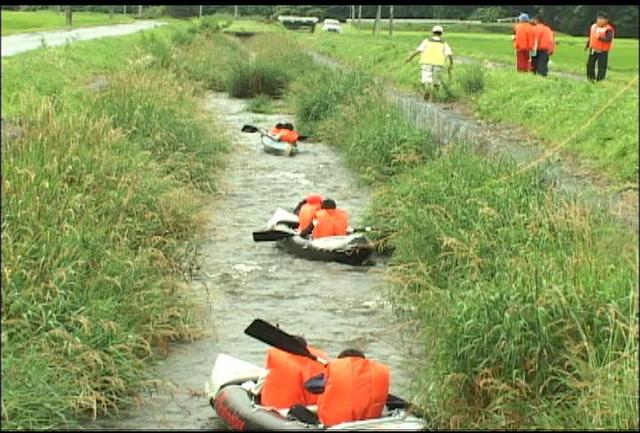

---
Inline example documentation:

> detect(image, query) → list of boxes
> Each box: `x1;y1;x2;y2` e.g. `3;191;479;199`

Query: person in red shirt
531;15;555;77
512;13;535;72
585;12;615;82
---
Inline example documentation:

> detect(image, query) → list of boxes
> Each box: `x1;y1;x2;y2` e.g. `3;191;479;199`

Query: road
1;20;166;57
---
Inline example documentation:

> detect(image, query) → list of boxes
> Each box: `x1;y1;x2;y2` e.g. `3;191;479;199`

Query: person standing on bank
405;25;454;102
513;13;535;72
585;12;615;82
531;15;555;77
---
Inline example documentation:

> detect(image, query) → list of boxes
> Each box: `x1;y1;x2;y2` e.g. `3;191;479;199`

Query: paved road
1;20;166;57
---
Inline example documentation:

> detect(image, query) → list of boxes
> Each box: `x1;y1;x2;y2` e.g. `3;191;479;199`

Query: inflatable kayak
262;134;298;156
206;353;427;431
267;208;374;266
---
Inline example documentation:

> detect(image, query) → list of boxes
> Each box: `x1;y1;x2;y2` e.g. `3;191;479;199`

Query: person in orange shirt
303;349;390;427
299;199;349;239
260;335;328;410
585;12;615;82
268;122;300;145
512;13;535;72
531;15;555;77
293;194;324;232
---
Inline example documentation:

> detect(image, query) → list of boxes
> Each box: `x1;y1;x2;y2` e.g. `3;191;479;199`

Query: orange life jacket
513;22;535;50
534;24;555;52
298;202;321;232
589;23;614;52
261;346;328;409
317;357;390;427
269;128;300;144
312;208;349;239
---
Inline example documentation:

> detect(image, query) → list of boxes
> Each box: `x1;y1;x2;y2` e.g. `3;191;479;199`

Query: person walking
405;25;453;102
585;12;615;82
513;13;535;72
531;15;555;76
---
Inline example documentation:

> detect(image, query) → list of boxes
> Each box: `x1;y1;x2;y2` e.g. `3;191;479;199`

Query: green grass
223;19;284;33
284;52;638;429
246;94;277;113
1;22;240;429
292;29;639;183
1;10;135;36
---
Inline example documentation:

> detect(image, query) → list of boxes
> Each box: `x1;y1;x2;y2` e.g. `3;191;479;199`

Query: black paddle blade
244;319;318;362
241;124;260;133
252;230;295;242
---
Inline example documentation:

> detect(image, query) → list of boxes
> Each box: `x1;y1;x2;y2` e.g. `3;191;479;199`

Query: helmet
518;13;530;22
306;194;323;205
432;25;444;33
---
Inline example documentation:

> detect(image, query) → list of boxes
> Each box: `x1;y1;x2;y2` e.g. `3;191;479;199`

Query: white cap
432;25;443;33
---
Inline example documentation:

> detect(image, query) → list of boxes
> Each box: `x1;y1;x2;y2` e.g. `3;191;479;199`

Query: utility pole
138;5;142;16
109;6;114;19
373;5;381;34
357;5;362;31
389;5;393;35
234;5;238;20
123;5;127;15
65;6;72;26
199;5;203;19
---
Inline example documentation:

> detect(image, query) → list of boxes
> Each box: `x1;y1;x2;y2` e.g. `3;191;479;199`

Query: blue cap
518;13;530;22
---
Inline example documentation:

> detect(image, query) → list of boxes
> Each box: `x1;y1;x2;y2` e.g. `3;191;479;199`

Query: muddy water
84;93;422;429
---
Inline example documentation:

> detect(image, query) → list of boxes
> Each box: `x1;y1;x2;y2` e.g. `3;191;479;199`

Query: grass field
233;32;638;429
1;10;135;35
292;29;639;183
1;21;246;429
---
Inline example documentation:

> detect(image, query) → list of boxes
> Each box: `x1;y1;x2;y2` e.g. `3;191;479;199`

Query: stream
84;93;422;429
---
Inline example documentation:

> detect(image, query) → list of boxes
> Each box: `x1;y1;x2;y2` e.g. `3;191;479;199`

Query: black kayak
206;353;428;431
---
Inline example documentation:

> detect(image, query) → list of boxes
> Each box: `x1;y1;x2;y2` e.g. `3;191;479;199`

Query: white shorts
421;64;443;85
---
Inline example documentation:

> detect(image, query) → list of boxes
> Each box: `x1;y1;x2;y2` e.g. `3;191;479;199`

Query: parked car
322;19;341;33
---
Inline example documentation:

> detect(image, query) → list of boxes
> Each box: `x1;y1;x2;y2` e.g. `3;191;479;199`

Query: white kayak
262;134;298;156
205;353;428;431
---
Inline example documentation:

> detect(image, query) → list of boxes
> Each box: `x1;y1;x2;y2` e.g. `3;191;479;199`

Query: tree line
2;5;637;37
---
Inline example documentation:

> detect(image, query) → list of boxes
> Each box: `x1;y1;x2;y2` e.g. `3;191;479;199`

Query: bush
456;64;486;94
226;57;291;98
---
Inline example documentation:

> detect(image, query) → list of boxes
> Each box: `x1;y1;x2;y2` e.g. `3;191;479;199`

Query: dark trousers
586;51;609;81
531;50;550;76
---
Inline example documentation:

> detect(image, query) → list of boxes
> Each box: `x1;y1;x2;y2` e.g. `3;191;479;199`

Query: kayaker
405;25;454;102
293;194;324;232
302;349;390;427
513;13;535;72
531;15;556;77
260;335;329;410
268;122;300;145
585;11;615;82
299;199;349;239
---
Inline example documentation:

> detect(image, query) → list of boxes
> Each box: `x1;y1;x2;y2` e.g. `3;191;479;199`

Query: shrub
226;57;290;98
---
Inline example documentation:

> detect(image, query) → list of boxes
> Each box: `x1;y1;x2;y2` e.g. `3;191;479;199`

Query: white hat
432;25;444;33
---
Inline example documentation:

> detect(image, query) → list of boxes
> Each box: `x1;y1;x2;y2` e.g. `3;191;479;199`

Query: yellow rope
478;74;639;190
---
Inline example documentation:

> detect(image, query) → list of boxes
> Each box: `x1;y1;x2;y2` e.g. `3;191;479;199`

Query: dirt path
82;92;423;429
308;51;638;233
1;20;166;57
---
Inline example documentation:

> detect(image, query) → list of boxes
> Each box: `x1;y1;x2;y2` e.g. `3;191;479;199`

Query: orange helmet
306;194;323;205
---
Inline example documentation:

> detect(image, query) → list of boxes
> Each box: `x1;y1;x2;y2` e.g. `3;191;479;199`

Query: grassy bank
1;9;135;35
263;35;638;428
293;30;639;184
1;20;244;429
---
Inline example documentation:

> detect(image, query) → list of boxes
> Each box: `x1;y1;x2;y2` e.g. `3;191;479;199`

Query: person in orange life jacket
512;13;535;72
259;335;329;409
530;15;555;77
298;199;349;239
301;349;390;427
293;194;324;231
268;122;300;145
585;12;615;82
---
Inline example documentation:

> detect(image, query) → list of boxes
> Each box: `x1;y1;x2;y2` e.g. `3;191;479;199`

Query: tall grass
1;23;231;429
289;53;639;429
226;57;291;98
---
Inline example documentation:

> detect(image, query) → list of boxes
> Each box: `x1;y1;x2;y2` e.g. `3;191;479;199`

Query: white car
322;19;341;33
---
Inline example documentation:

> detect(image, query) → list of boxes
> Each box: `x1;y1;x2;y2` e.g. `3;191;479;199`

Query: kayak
267;208;375;266
206;353;428;431
262;134;298;156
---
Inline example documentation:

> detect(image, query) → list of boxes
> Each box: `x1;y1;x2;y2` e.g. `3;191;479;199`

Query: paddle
244;319;414;411
241;124;310;141
252;230;296;242
244;319;329;365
